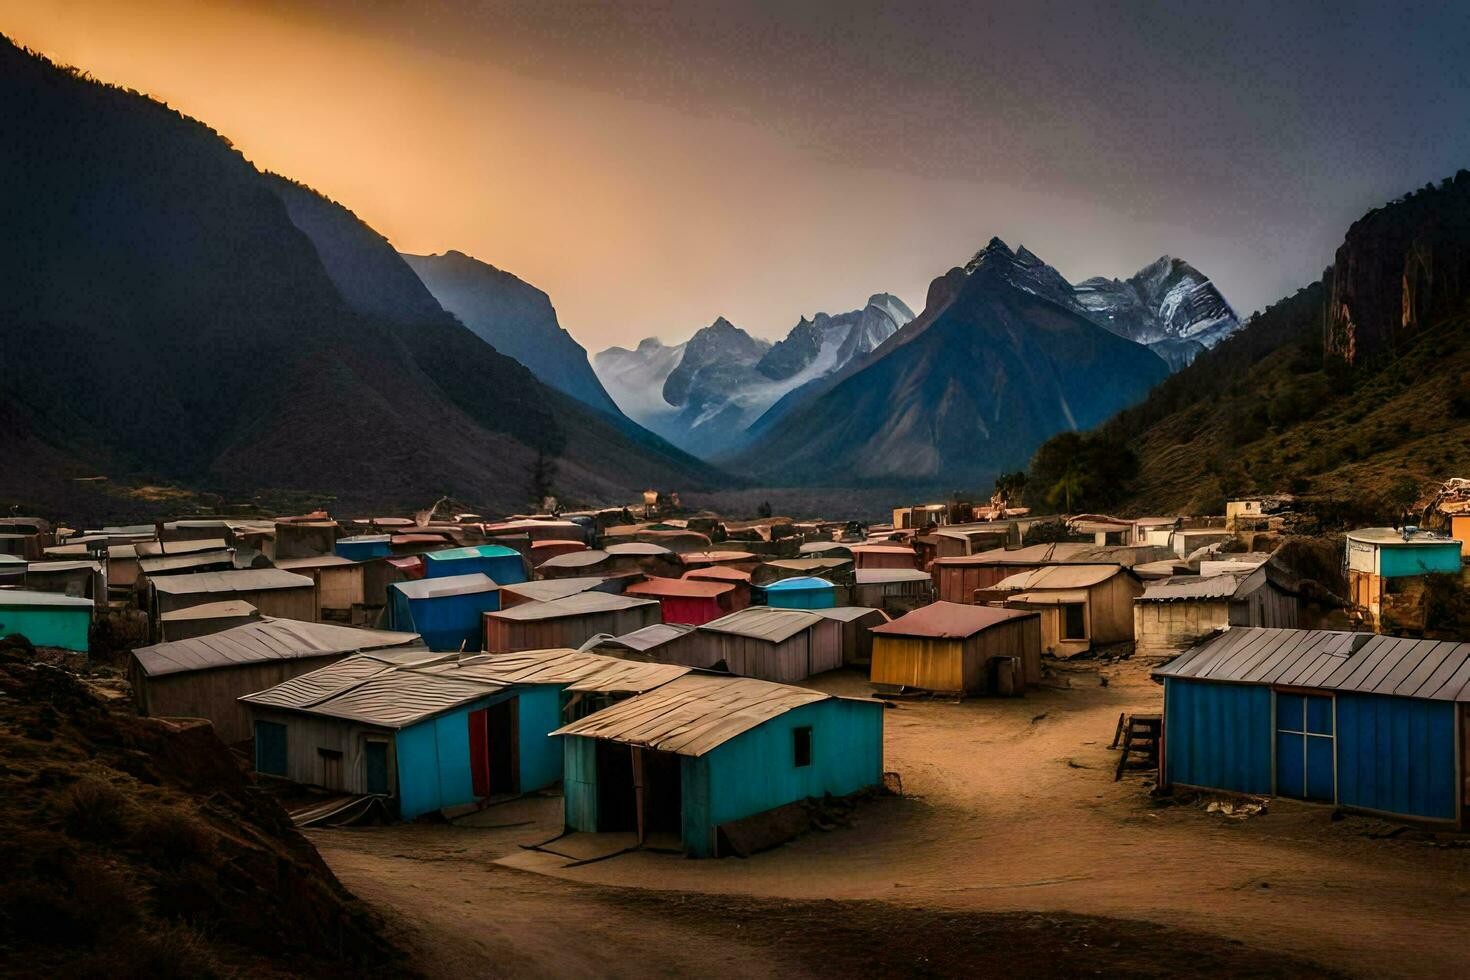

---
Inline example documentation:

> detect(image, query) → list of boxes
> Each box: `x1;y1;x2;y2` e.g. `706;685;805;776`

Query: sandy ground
313;661;1470;978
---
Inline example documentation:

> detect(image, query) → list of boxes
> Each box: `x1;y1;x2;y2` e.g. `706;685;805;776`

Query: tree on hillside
993;471;1028;507
1047;463;1086;513
528;449;558;510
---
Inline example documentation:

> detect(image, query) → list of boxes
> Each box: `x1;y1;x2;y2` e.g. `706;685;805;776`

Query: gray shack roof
551;673;865;756
158;600;258;622
418;648;690;694
699;607;823;643
134;617;422;677
486;591;657;621
809;605;888;624
1154;627;1470;702
593;622;696;652
150;569;314;596
854;568;932;585
1138;574;1247;602
240;649;466;726
0;589;93;609
138;550;235;575
499;576;622;603
392;573;498;600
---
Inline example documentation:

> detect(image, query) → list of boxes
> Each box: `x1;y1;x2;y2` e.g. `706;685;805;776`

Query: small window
254;721;287;777
793;726;813;768
1062;602;1087;640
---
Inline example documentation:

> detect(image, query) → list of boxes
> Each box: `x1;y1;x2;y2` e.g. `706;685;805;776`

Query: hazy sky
6;1;1469;350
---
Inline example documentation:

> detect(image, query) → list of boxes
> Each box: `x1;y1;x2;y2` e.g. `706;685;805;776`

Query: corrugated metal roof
1155;628;1369;689
499;577;617;603
486;591;657;621
240;649;463;718
419;647;689;694
593;623;696;652
763;576;835;592
134;617;422;677
625;576;734;599
551;674;843;756
1004;589;1090;605
301;671;504;728
700;607;823;643
849;544;917;555
679;550;758;563
990;564;1125;591
158;600;257;622
932;543;1095;567
855;568;932;584
0;589;93;609
871;601;1033;638
1138;574;1246;602
150;569;314;596
392;573;498;600
798;542;851;555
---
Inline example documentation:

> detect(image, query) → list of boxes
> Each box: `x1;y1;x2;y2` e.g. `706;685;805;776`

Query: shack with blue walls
0;589;93;652
1155;627;1470;827
760;575;838;610
424;544;528;585
241;648;691;819
555;674;885;856
388;573;500;651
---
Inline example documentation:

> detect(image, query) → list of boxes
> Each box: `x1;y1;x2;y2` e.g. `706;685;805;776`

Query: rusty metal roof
624;576;734;599
551;674;856;756
1138;574;1247;602
683;566;752;583
871;601;1034;639
499;576;620;603
135;617;421;677
591;623;697;653
855;568;931;585
419;647;689;694
604;542;673;556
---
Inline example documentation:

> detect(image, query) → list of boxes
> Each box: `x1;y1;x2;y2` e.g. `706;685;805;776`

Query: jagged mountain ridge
594;294;913;456
0;36;726;518
724;239;1171;486
401;250;622;415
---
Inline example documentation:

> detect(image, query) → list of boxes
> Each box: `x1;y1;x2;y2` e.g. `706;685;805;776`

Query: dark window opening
254;721;287;776
793;726;813;768
1062;603;1087;640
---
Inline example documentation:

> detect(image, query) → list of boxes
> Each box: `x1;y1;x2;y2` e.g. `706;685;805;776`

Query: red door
468;708;489;797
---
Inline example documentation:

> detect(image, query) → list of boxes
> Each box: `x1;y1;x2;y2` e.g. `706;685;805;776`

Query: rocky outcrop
1325;170;1470;364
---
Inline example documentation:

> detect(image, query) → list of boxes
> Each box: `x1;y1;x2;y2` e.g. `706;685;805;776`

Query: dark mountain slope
1031;172;1470;516
401;250;622;414
728;243;1169;487
0;37;725;518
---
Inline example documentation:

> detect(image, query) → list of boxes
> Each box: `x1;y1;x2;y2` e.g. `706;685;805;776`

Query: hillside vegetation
1031;175;1470;519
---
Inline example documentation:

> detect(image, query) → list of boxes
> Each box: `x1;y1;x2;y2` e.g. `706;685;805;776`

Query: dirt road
313;661;1470;978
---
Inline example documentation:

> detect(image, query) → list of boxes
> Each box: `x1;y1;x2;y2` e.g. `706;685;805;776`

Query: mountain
1074;256;1240;367
725;239;1170;487
595;295;912;456
0;36;725;520
400;250;621;414
1029;171;1470;517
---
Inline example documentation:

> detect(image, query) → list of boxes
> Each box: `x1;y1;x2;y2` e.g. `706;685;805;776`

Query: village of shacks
3;3;1470;977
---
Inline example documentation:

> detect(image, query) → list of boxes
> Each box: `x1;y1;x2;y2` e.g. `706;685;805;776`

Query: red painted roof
870;601;1035;639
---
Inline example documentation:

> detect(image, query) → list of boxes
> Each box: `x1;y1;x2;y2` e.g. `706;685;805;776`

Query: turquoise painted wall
1163;678;1273;794
1378;542;1463;578
563;736;599;832
395;692;511;819
517;684;566;792
0;606;90;652
764;589;837;610
697;698;884;856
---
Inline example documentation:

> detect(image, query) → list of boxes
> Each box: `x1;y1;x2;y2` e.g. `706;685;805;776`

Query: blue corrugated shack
388;573;500;651
761;575;838;610
554;674;885;856
424;545;528;585
0;589;93;652
335;534;392;561
1155;627;1470;826
241;647;691;819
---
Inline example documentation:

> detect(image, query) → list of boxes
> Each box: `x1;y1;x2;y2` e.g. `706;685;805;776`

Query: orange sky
5;1;1467;351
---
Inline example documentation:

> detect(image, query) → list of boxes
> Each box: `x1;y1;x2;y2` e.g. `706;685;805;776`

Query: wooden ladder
1114;712;1161;781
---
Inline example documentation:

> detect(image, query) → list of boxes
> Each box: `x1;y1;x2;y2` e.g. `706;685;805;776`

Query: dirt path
313;662;1470;978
